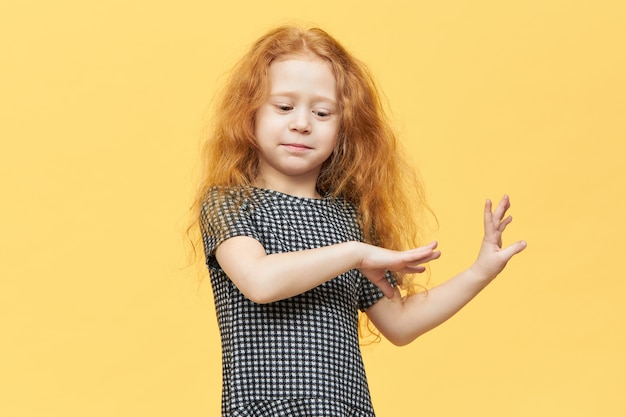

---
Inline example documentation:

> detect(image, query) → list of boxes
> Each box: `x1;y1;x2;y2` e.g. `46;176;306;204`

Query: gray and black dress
201;187;392;417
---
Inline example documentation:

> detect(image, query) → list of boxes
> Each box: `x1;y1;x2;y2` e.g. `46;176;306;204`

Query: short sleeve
200;188;260;265
357;270;397;312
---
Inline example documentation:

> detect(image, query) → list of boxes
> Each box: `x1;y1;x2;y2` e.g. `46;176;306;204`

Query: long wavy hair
189;25;432;331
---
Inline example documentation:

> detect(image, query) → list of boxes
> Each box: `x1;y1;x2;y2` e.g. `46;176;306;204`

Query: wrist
467;263;497;285
349;241;367;270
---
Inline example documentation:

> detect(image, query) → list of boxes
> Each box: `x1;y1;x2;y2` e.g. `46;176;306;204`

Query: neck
253;175;322;199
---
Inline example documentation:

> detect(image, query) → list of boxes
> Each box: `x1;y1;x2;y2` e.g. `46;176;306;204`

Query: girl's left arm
366;195;527;346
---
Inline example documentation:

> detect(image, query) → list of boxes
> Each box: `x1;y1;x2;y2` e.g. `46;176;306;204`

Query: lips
282;143;312;151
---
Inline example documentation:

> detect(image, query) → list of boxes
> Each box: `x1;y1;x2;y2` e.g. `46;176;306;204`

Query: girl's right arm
215;237;440;304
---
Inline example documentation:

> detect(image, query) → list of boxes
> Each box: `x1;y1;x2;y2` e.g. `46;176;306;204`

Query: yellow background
1;1;624;416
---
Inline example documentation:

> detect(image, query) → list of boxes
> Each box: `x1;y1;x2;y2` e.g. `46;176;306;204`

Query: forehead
267;54;337;99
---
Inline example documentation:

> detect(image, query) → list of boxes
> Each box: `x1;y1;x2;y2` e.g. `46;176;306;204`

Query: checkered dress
201;187;392;417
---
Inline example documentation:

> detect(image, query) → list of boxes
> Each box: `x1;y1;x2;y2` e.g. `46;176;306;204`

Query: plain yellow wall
1;1;624;416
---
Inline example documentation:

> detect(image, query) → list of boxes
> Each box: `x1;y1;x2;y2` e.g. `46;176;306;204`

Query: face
254;54;339;196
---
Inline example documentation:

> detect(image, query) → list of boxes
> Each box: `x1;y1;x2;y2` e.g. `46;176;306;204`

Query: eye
275;104;293;112
313;109;332;118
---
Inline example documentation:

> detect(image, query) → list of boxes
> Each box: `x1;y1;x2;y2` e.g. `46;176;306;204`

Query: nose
289;109;311;134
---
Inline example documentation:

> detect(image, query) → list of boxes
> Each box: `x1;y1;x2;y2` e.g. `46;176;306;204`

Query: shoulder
200;187;265;255
201;186;262;213
200;186;258;231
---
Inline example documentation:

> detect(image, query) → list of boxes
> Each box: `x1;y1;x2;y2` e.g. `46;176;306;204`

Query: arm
215;237;440;304
366;195;527;346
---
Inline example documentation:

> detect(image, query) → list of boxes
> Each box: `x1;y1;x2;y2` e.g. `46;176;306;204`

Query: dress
201;187;392;417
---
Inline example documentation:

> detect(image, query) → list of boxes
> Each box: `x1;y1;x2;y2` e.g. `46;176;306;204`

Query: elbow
239;285;277;305
384;329;426;347
235;275;283;305
387;334;417;347
244;291;277;305
389;338;411;347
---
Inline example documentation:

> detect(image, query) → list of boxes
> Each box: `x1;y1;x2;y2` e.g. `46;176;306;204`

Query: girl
191;26;526;417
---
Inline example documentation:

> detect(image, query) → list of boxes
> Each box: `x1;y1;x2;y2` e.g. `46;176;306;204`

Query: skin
366;196;527;345
253;53;339;198
216;54;527;346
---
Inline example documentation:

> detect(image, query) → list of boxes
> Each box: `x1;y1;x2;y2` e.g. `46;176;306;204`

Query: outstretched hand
357;242;441;298
471;195;526;281
356;195;525;299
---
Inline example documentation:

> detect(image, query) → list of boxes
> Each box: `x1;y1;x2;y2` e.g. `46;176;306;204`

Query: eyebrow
269;91;337;105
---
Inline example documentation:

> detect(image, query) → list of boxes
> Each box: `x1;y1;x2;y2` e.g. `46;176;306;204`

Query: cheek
253;115;268;140
325;122;340;144
255;109;280;134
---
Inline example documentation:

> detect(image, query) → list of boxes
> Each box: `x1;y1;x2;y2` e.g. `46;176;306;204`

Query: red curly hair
190;25;431;300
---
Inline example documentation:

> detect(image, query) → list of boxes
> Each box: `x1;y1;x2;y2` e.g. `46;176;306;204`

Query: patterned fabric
201;187;392;417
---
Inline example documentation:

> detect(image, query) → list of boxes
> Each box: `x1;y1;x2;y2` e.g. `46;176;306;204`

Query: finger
498;215;513;232
405;251;441;268
484;199;495;234
420;250;441;263
411;241;438;251
402;242;438;258
493;194;511;223
499;240;527;262
426;240;438;249
401;265;427;274
405;249;441;265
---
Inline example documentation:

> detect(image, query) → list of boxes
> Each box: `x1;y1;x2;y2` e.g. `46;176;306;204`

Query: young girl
191;25;526;417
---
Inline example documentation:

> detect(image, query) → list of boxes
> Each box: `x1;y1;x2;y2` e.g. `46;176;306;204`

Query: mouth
281;143;313;152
